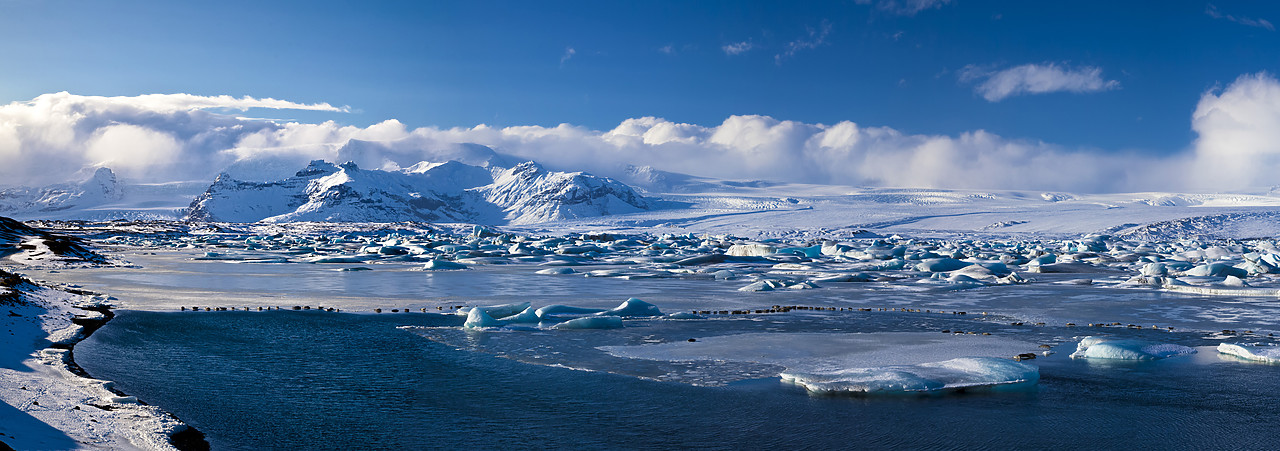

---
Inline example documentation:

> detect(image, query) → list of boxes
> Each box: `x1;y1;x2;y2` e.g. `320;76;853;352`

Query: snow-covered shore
0;270;202;450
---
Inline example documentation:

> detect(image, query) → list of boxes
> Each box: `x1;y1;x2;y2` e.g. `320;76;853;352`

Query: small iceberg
553;316;624;330
1069;336;1196;360
1217;343;1280;363
664;312;704;320
456;302;531;319
464;308;504;329
423;259;468;270
535;304;606;320
596;298;662;317
781;357;1039;395
497;306;542;323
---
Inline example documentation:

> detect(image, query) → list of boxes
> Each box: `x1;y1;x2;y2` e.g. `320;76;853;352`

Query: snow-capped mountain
186;159;652;224
482;162;651;224
0;167;124;215
0;168;208;221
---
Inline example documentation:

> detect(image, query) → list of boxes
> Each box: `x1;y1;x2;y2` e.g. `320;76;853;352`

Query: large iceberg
1069;336;1196;360
781;357;1038;394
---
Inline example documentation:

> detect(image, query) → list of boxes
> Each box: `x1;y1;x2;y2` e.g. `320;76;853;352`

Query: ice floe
781;357;1039;395
1069;336;1196;360
1217;343;1280;363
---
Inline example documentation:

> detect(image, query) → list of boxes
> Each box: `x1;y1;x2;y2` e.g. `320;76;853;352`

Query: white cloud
560;47;576;66
1206;4;1275;31
721;41;753;56
858;0;952;16
775;21;831;65
1190;72;1280;191
10;77;1280;193
961;63;1120;102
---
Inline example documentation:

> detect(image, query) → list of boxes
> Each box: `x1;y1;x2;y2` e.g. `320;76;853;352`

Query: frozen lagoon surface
22;224;1280;449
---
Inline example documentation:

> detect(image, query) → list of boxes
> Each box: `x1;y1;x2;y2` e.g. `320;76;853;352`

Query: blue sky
2;1;1280;190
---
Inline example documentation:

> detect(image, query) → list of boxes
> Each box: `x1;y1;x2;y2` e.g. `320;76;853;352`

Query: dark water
77;311;1280;450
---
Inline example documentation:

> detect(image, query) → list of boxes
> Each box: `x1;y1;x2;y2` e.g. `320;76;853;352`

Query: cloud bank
3;74;1280;193
961;63;1120;102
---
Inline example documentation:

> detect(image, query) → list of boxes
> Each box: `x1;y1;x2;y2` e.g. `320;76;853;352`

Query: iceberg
423;259;468;270
726;244;776;257
1184;262;1248;278
595;298;662;317
1217;343;1280;363
664;312;704;320
552;316;624;330
463;308;505;329
535;304;607;320
497;306;542;323
781;357;1039;395
1069;336;1196;360
456;302;531;319
914;258;972;273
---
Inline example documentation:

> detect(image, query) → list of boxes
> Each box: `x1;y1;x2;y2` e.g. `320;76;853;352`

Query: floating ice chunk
781;357;1039;395
664;312;704;320
727;244;776;257
1222;275;1248;287
553;316;624;330
338;267;372;272
1030;254;1056;266
1217;343;1280;363
463;308;505;328
423;259;468;270
1185;262;1247;278
596;298;662;317
946;273;982;284
712;270;736;280
1027;262;1098;273
776;245;823;258
535;304;606;319
498;306;541;323
738;280;788;292
813;273;873;283
1069;336;1196;360
1141;262;1168;276
915;258;972;273
536;267;577;275
455;302;531;318
303;255;371;263
786;281;820;290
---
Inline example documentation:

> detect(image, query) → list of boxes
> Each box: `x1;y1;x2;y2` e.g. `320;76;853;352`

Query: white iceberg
726;243;776;257
496;306;542;323
781;357;1039;395
1069;336;1196;360
1217;343;1280;363
595;298;662;317
456;302;531;319
423;259;468;270
535;304;606;319
552;316;624;330
464;308;504;329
